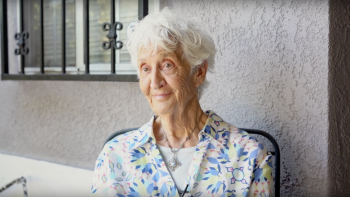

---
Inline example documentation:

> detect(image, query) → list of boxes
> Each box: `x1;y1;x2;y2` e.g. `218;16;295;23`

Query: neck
154;98;208;148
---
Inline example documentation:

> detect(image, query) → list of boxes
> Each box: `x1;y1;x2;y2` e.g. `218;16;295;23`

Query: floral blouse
92;110;273;197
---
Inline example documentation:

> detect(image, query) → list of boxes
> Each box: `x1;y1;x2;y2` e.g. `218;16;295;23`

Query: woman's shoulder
224;125;270;160
206;111;264;149
224;123;257;143
102;118;155;152
103;129;140;150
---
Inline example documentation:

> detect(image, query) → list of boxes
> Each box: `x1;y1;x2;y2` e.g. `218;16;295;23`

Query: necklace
161;110;204;171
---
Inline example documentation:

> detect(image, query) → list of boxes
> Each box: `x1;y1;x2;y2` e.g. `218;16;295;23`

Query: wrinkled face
138;48;198;116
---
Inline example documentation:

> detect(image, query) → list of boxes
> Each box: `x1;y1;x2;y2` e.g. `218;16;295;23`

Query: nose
150;68;165;89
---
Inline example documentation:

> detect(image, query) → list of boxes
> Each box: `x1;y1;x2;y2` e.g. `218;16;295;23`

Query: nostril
159;80;166;88
151;80;165;89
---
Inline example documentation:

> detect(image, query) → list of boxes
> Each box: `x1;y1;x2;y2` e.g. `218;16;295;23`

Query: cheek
173;70;194;101
139;78;150;96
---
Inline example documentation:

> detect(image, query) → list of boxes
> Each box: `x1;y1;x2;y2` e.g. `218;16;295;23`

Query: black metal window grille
0;0;150;81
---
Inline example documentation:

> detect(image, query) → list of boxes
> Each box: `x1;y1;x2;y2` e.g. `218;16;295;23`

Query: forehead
137;47;182;63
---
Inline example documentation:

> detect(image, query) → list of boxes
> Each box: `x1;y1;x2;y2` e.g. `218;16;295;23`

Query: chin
152;106;173;115
150;99;177;115
151;103;176;115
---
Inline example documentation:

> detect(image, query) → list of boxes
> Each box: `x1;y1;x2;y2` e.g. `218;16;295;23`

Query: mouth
152;92;172;100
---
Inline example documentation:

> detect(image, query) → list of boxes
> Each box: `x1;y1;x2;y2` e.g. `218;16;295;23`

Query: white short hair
126;7;216;92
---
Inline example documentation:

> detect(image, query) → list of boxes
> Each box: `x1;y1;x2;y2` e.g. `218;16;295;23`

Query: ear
194;60;208;88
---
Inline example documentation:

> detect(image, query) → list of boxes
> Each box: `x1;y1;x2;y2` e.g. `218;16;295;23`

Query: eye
164;63;173;68
141;65;151;72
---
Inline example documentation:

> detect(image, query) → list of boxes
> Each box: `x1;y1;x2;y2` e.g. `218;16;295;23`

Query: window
0;0;159;81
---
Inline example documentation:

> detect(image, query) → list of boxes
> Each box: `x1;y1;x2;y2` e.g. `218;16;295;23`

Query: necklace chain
161;110;204;154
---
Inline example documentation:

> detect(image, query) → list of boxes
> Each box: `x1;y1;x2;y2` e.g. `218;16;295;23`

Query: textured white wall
0;0;329;196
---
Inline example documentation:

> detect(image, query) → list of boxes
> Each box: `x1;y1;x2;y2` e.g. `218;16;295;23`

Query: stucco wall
0;0;329;196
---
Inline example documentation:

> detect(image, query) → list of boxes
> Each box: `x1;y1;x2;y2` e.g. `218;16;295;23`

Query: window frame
0;0;159;81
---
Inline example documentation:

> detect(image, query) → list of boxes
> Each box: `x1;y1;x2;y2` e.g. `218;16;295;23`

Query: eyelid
139;63;145;69
163;61;174;68
141;64;151;72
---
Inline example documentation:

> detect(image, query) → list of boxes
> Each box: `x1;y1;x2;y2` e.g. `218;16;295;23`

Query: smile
152;93;172;100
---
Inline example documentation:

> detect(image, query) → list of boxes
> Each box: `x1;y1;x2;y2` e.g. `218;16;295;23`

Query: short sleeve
249;143;274;197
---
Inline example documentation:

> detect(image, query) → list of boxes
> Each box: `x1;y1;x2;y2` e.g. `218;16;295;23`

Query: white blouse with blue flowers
92;110;273;197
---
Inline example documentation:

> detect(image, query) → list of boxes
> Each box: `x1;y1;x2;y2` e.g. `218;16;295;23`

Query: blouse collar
132;110;232;149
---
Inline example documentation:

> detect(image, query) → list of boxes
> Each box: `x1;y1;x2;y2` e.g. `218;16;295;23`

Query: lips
152;92;172;100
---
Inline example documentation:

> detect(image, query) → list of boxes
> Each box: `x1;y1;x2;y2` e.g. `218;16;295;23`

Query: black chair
104;127;280;197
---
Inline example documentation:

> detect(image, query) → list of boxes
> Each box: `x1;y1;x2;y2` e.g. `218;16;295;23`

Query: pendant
166;153;181;171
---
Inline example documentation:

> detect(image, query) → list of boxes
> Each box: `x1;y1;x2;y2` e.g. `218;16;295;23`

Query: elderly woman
92;8;273;197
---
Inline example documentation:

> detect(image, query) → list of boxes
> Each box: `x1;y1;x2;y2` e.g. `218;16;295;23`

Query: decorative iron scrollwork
102;22;123;50
14;31;29;55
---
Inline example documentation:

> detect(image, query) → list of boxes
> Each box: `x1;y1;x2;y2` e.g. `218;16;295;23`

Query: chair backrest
103;127;280;196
